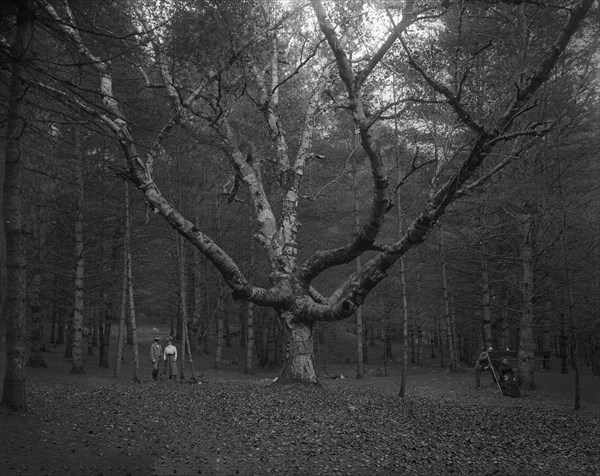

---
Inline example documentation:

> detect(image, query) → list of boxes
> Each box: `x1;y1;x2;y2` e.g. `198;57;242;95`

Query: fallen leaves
0;372;598;475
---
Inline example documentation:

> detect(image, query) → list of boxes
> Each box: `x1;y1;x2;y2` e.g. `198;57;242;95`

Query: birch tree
4;0;594;387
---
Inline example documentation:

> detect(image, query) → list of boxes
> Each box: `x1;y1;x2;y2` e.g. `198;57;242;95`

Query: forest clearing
1;329;599;476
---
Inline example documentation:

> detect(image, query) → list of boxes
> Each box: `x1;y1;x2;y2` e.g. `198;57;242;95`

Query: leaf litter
0;369;598;475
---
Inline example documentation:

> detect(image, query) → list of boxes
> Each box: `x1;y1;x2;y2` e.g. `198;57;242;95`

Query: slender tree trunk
214;285;223;369
128;253;140;383
351;143;364;378
176;237;187;343
560;311;569;374
497;286;509;350
1;0;34;412
416;325;423;366
91;301;98;348
439;226;457;372
113;209;129;377
415;251;424;366
245;214;255;375
190;244;203;354
558;184;580;408
87;306;94;356
451;297;458;364
27;206;47;368
64;312;73;358
27;261;46;368
541;300;552;370
517;212;536;391
481;258;493;350
224;314;231;347
177;233;188;379
71;129;85;374
213;191;224;369
124;183;141;384
49;297;57;345
99;296;112;368
56;304;66;346
180;301;187;380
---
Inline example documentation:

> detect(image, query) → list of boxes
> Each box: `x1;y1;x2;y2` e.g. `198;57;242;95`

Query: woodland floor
1;335;599;476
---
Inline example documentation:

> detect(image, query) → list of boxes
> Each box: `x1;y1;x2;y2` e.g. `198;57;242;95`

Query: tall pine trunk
125;183;141;383
27;205;47;368
245;213;255;375
439;226;457;372
71;128;85;374
558;176;580;409
98;296;112;368
113;186;129;378
481;257;493;350
177;234;188;378
517;212;536;391
1;0;34;412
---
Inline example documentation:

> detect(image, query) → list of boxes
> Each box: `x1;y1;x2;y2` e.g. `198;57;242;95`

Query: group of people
150;336;178;381
475;347;520;397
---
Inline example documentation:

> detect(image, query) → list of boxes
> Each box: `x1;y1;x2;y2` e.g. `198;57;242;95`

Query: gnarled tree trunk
279;315;317;384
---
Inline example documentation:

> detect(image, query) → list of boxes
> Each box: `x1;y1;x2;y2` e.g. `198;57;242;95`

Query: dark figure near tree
499;358;520;398
474;347;493;389
150;337;162;381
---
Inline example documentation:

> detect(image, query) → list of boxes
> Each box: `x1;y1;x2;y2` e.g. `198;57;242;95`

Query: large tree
1;0;35;411
2;0;595;388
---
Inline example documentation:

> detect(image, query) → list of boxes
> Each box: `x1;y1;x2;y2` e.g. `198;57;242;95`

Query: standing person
474;347;493;389
150;337;163;381
163;336;178;380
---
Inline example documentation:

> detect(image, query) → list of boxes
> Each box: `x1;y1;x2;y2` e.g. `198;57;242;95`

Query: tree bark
245;213;255;375
558;175;580;409
125;182;141;384
497;286;509;350
177;233;188;379
27;205;47;368
560;311;569;374
98;296;112;368
481;257;493;350
517;212;536;391
279;315;318;384
71;128;85;375
1;0;34;412
439;226;457;372
113;199;129;377
352;145;364;379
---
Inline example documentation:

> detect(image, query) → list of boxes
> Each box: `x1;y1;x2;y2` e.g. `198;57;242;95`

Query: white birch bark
71;128;85;374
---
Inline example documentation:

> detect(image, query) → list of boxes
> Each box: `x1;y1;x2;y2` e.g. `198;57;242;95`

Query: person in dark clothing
499;358;520;397
499;358;514;378
475;347;493;389
150;337;162;381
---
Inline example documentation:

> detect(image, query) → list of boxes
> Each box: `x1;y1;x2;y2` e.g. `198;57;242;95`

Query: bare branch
401;36;485;135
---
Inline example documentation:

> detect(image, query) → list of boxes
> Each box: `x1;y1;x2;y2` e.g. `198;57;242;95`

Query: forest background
0;0;599;415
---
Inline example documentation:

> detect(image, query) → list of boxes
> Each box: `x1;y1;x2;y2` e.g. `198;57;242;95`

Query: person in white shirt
163;336;178;380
